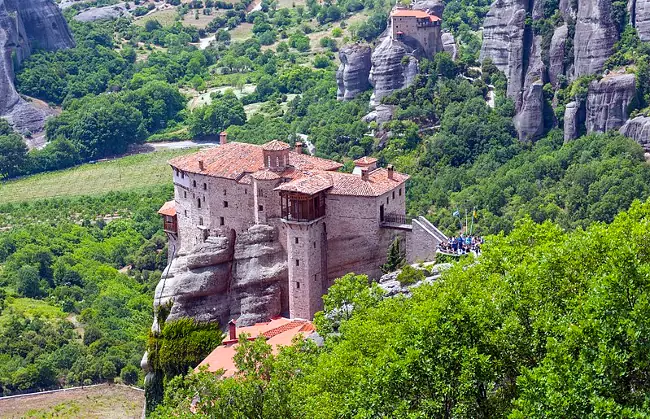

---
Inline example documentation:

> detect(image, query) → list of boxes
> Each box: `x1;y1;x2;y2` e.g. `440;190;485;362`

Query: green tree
0;134;27;179
381;237;405;273
15;265;41;298
189;91;246;138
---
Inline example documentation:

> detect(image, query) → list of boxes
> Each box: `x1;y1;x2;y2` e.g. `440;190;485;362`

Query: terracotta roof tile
169;142;342;179
392;9;441;20
275;173;333;195
261;140;290;151
354;156;378;165
251;169;281;180
158;200;176;216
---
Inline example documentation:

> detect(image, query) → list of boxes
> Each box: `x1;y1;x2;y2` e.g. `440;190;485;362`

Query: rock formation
586;73;636;133
548;24;568;87
152;224;288;332
514;81;545;141
479;0;528;100
564;100;586;141
0;0;74;134
620;115;650;150
73;3;131;23
412;0;445;17
573;0;619;77
369;36;419;107
336;44;372;101
441;32;458;60
633;0;650;41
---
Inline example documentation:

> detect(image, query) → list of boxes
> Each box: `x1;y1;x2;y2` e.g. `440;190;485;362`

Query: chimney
295;142;303;154
220;131;228;145
387;164;394;180
198;159;204;171
361;167;369;181
228;319;236;340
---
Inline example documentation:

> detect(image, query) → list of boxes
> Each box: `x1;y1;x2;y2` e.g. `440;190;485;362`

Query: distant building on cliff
390;6;442;58
158;133;444;321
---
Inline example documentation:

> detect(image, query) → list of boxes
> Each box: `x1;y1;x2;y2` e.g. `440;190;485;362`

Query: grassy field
134;8;178;27
0;384;144;419
0;150;194;204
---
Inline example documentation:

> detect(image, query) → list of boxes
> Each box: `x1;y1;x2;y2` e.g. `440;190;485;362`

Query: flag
473;209;477;218
453;210;460;217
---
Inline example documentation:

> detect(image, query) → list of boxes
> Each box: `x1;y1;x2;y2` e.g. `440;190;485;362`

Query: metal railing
381;213;412;225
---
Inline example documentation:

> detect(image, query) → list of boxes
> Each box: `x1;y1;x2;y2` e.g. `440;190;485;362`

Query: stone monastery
390;6;442;58
158;134;444;321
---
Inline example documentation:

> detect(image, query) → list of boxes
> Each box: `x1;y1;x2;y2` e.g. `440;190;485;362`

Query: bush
396;265;426;285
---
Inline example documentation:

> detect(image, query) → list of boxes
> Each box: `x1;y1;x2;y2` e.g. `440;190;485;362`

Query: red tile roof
169;141;342;179
391;8;441;21
251;169;281;180
261;140;290;151
158;200;176;216
275;169;409;197
354;156;378;166
275;173;333;195
196;317;315;377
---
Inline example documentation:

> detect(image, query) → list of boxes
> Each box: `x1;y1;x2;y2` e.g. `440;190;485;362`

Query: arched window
197;198;201;208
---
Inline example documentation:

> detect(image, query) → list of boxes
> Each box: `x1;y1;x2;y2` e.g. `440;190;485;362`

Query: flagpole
470;207;474;235
465;209;468;233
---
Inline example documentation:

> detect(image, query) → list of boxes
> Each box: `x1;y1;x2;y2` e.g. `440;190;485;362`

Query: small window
175;169;179;176
314;274;317;282
258;205;264;211
220;217;225;226
296;259;300;266
313;242;316;248
399;188;402;196
184;210;188;217
197;198;201;208
181;171;185;179
295;237;299;244
184;191;187;198
193;180;196;187
392;191;395;200
199;216;203;225
386;197;389;204
203;183;207;190
202;196;205;202
223;189;227;196
244;189;248;194
223;201;229;208
296;281;300;289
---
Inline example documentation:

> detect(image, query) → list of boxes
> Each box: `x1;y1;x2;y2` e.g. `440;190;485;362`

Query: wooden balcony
163;215;178;234
280;192;326;223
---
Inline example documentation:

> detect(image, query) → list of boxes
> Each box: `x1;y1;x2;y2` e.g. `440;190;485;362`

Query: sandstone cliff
564;100;586;141
586;73;636;133
620;115;650;150
441;32;458;60
633;0;650;41
369;36;419;107
0;0;74;134
514;81;545;141
336;44;372;101
152;224;288;333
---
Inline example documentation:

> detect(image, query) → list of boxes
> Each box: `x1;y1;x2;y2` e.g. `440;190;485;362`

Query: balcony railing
381;213;412;225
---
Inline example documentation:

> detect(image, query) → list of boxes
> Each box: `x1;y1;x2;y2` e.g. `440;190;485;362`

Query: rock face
369;37;419;107
573;0;618;77
152;224;288;332
0;0;74;133
548;24;568;87
441;32;458;60
412;0;445;16
586;73;636;133
515;81;545;141
564;100;586;141
336;44;372;101
620;115;650;150
634;0;650;41
73;3;130;22
479;0;528;100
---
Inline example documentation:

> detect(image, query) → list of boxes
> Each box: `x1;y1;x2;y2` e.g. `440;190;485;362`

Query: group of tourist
438;234;484;255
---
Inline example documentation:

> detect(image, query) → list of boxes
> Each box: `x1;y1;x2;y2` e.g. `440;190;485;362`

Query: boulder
479;0;528;99
0;0;74;134
574;0;619;77
441;32;458;60
514;81;545;141
73;3;130;22
369;37;418;107
620;115;650;150
336;44;372;101
586;73;636;133
548;24;568;87
563;100;586;141
152;224;288;332
362;104;395;125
